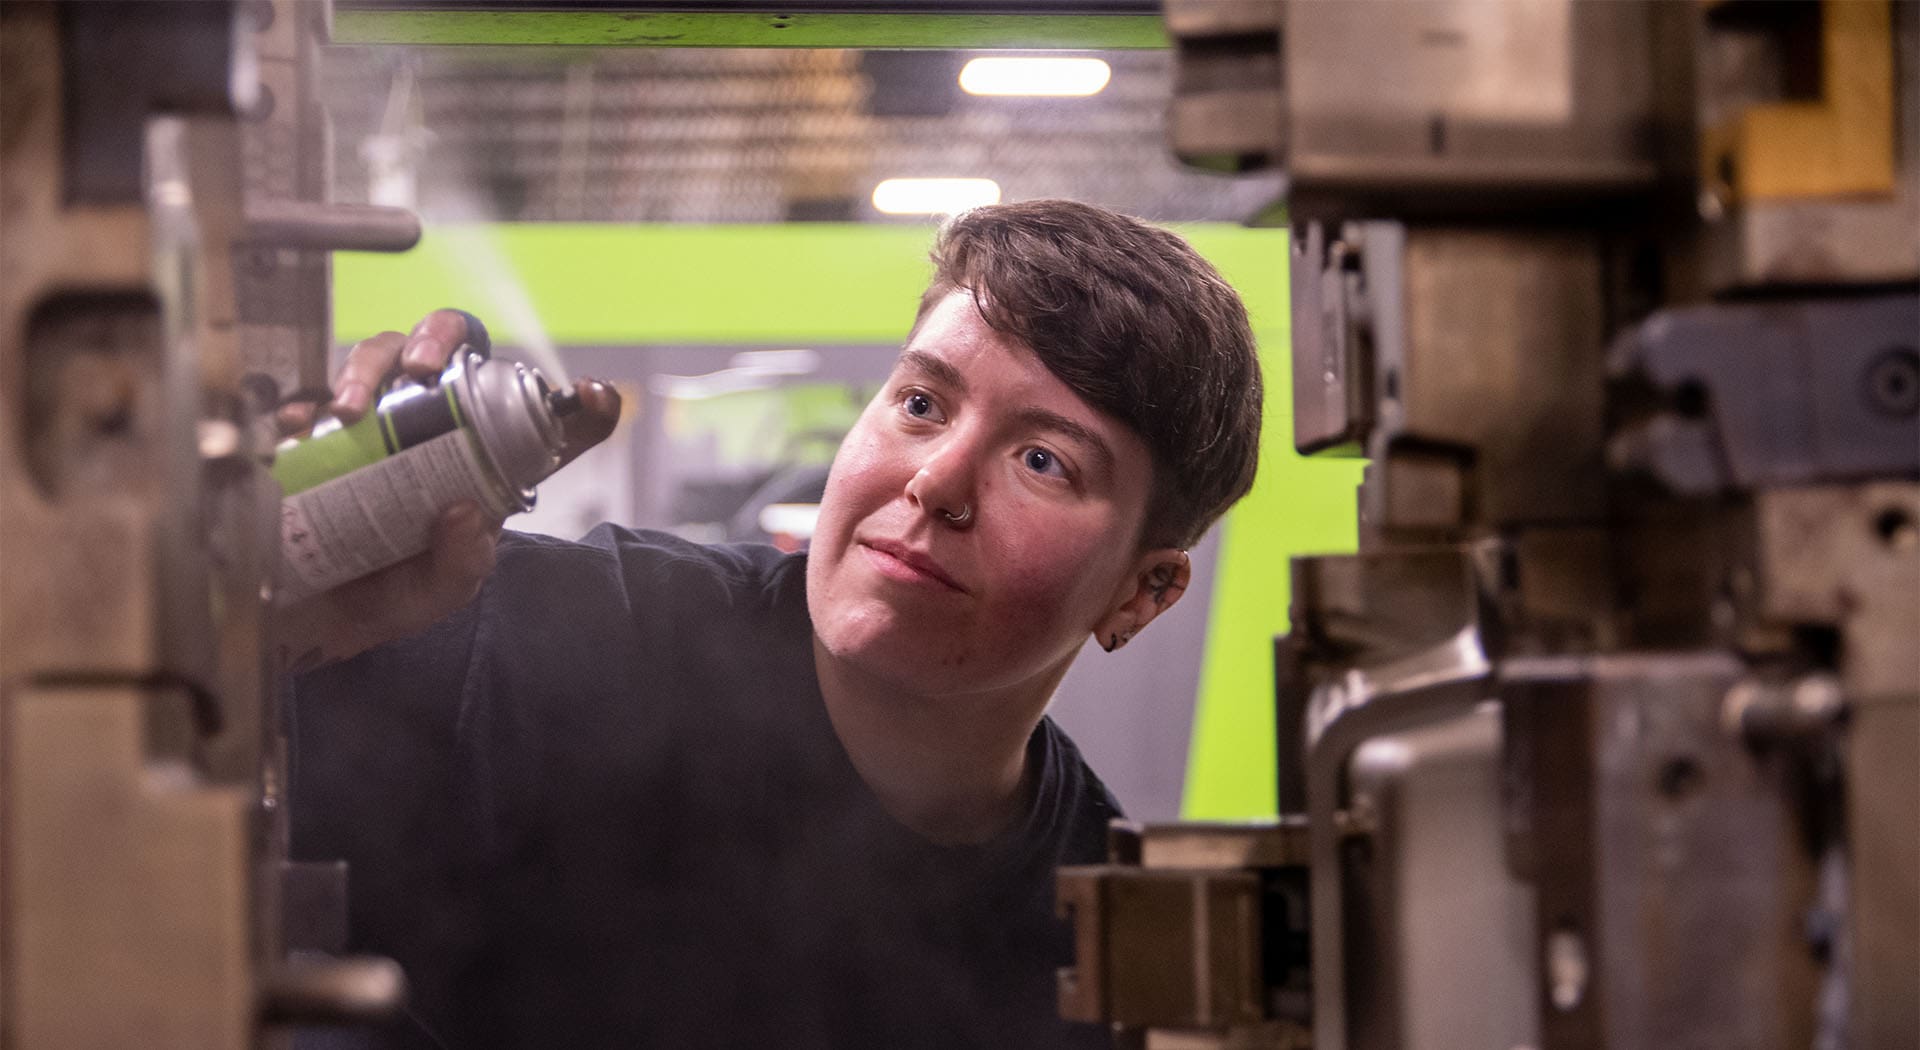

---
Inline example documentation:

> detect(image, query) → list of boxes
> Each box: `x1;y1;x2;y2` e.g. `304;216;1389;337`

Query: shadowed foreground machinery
1;1;418;1044
1058;3;1919;1049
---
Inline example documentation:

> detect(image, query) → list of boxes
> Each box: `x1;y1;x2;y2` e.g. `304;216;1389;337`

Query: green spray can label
271;350;571;605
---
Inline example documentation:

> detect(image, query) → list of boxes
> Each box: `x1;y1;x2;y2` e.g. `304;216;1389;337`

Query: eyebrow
1015;408;1116;479
897;349;968;395
896;349;1118;478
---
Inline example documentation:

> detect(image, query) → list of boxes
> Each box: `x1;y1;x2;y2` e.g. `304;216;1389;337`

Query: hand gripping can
270;350;574;605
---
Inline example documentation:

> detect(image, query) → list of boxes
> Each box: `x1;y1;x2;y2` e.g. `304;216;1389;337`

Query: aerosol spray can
270;350;577;605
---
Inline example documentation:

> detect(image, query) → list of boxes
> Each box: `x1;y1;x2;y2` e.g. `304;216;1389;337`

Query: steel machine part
2;1;416;1043
1057;821;1313;1050
1061;2;1919;1049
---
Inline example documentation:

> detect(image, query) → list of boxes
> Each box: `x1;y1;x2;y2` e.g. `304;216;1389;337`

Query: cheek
979;519;1126;629
815;426;891;539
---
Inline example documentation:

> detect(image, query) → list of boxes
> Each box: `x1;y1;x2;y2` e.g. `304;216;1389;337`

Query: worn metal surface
5;685;256;1048
1;1;400;1041
1388;226;1608;530
239;0;423;408
1;5;265;1044
260;956;408;1025
1702;191;1920;289
1058;822;1312;1044
1137;821;1312;872
1286;220;1381;458
57;0;255;204
1609;297;1920;495
1057;866;1269;1029
1503;653;1822;1050
1343;704;1538;1050
237;0;335;406
281;860;352;955
1288;220;1610;534
1142;1027;1310;1050
1283;0;1659;218
1846;694;1920;1050
1163;6;1917;1050
1754;483;1920;700
1162;0;1284;175
1292;545;1494;1050
1752;480;1920;1047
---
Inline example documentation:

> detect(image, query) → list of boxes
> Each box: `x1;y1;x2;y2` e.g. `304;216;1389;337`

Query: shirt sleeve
285;529;629;1047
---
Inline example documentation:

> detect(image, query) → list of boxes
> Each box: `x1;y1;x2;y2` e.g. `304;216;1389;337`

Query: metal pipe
244;200;421;252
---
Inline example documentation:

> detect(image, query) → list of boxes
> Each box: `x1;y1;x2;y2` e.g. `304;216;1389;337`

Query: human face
807;290;1176;700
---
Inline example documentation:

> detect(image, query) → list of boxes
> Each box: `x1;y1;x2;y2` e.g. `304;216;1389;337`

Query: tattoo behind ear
1147;566;1186;610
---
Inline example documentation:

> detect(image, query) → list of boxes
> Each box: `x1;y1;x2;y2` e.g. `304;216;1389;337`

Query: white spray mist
437;225;572;388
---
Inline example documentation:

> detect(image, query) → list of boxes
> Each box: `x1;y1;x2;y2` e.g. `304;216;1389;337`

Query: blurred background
319;45;1287;222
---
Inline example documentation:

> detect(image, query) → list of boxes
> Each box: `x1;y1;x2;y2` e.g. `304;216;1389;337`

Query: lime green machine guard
332;3;1168;50
335;224;1361;820
335;9;1168;50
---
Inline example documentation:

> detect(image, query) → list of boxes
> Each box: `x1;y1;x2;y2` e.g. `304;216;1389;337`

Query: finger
401;308;488;380
276;401;316;437
558;379;622;467
434;499;485;541
339;503;495;640
331;331;407;422
275;500;501;663
424;500;499;600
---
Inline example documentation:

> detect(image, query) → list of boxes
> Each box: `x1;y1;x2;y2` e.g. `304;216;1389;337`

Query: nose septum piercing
940;505;974;527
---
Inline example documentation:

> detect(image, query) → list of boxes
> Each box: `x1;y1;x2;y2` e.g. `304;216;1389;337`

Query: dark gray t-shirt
291;526;1120;1050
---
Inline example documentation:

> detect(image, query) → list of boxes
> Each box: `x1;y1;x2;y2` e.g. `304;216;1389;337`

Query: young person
288;199;1263;1049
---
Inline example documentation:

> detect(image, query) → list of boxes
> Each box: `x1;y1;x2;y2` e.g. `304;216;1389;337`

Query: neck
812;636;1062;846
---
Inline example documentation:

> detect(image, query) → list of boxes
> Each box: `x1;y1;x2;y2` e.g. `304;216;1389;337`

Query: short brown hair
914;199;1262;549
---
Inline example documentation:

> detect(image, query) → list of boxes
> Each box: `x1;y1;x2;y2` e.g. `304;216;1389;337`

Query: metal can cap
458;352;564;503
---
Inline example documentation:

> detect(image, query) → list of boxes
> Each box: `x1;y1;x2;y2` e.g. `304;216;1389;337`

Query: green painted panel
336;224;943;346
331;10;1168;49
1182;250;1364;821
335;222;1294;346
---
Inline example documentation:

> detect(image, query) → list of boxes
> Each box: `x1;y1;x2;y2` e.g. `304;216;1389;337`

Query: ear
1094;549;1191;653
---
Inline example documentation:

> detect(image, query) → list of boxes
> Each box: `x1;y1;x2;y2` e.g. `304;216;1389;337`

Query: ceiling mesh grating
321;45;1285;223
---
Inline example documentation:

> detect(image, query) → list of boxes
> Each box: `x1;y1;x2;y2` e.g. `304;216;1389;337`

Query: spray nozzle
546;388;582;417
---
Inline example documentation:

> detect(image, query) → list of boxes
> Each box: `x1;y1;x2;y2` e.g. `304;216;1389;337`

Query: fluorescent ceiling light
871;177;1002;216
958;56;1111;97
650;348;819;400
758;503;821;540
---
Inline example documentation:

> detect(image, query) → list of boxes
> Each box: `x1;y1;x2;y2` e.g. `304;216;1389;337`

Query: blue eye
902;391;939;420
1024;447;1064;476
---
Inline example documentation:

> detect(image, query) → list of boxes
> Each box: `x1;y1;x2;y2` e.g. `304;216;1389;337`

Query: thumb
428;501;499;596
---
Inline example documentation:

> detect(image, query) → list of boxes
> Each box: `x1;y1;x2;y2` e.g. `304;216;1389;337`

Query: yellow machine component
1706;0;1897;201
